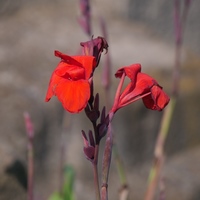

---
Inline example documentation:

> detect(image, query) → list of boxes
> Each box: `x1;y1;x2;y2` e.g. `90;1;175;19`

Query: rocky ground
0;0;200;199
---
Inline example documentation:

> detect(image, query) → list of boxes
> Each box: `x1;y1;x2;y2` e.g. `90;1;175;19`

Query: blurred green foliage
49;165;75;200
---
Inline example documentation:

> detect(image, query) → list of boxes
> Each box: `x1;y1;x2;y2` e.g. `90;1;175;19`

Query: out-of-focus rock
0;172;26;200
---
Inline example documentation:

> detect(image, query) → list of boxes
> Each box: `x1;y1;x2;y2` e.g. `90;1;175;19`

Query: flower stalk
144;98;176;200
100;17;129;200
93;144;100;200
101;112;114;200
78;0;92;36
145;1;192;199
100;17;111;93
113;144;129;200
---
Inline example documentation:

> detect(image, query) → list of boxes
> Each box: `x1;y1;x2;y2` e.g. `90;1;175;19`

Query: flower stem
93;144;101;200
113;144;126;186
144;98;176;200
101;112;114;200
145;1;192;199
90;118;101;200
113;144;129;200
100;17;111;104
100;19;129;199
111;73;125;113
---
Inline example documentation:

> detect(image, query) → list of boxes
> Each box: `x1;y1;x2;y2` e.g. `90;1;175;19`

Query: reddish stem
111;73;126;113
101;112;114;200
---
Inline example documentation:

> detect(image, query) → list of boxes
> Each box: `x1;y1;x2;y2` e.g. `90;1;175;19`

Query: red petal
45;71;62;102
152;85;170;109
115;64;141;81
119;82;134;101
55;51;96;80
143;85;170;111
119;72;155;103
55;79;90;113
129;73;155;96
73;55;96;79
142;94;158;110
55;61;85;80
55;51;80;66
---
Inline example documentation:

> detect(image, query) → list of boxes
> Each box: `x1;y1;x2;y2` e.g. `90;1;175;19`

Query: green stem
145;1;192;198
144;98;176;200
113;144;127;186
113;144;129;200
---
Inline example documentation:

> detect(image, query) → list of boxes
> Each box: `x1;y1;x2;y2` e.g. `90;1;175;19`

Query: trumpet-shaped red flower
45;51;96;113
112;64;170;113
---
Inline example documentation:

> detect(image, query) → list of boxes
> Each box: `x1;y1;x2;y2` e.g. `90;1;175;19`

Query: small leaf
84;146;95;161
101;106;106;123
63;165;76;200
88;130;95;147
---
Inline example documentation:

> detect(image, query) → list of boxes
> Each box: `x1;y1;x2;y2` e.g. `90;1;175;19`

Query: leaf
63;165;76;200
48;192;63;200
48;165;76;200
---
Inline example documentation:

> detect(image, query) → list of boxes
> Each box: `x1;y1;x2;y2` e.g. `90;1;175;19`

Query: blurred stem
28;139;34;200
172;34;181;97
145;1;192;199
113;144;129;200
144;98;176;200
172;0;181;97
100;17;129;200
100;16;111;109
113;145;127;186
173;0;191;96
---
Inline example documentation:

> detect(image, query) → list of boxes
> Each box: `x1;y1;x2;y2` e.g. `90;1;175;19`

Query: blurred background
0;0;200;199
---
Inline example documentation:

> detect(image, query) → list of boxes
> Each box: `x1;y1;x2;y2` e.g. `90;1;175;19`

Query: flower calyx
80;36;108;67
82;130;95;162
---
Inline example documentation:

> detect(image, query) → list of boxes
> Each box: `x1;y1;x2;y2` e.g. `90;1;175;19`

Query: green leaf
48;165;76;200
63;165;75;200
48;192;63;200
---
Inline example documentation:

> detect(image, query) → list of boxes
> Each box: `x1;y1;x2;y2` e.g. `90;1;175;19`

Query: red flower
45;51;96;113
112;64;170;113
